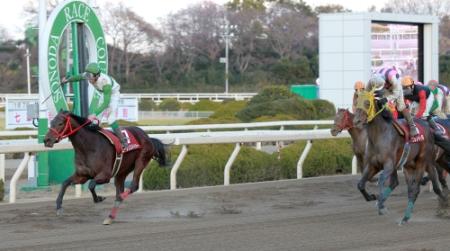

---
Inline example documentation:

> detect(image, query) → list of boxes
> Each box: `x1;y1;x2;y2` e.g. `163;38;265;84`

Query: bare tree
381;0;450;17
228;8;265;74
265;2;317;60
22;0;60;26
101;2;160;82
162;2;224;78
0;26;10;44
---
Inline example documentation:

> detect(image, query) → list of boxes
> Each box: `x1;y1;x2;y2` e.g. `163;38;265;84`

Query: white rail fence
0;92;257;106
0;121;354;203
0;120;336;137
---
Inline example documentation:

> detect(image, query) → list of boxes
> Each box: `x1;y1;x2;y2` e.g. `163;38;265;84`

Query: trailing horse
331;108;367;173
44;110;167;225
353;90;448;224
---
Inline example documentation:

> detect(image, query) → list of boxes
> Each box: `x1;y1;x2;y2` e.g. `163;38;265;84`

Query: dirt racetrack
1;174;450;251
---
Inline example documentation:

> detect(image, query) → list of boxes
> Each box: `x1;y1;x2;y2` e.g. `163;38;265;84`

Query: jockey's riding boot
113;128;128;149
402;109;419;138
427;116;443;135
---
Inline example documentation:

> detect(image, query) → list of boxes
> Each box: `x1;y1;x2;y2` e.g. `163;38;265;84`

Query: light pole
220;18;236;94
25;47;31;95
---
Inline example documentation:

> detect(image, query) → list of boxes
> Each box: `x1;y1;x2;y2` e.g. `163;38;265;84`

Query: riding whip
41;83;65;104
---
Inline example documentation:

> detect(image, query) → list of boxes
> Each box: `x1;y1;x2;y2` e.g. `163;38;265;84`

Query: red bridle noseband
336;110;353;132
48;114;92;142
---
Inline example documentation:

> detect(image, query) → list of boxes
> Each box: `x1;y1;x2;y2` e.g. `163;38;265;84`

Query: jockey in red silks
402;76;445;134
368;67;419;139
401;76;431;119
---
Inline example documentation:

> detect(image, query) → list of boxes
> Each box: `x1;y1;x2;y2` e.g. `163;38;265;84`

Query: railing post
75;184;82;198
296;126;317;179
224;143;241;186
9;152;31;203
352;155;357;175
0;154;4;181
170;145;188;190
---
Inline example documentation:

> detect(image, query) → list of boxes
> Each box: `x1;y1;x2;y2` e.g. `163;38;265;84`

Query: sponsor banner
6;97;138;128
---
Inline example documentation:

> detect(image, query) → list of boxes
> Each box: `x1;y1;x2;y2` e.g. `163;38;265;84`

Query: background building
319;12;439;109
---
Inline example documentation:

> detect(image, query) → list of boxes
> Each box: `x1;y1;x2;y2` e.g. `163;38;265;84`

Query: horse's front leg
400;168;423;225
88;178;107;203
56;175;87;216
377;165;398;215
103;175;126;225
357;164;379;201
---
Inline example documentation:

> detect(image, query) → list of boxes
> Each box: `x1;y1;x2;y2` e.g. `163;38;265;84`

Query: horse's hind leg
121;157;151;200
427;164;449;217
56;175;88;216
88;179;106;203
103;175;126;225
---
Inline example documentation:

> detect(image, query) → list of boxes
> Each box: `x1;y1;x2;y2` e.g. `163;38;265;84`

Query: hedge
159;99;181;111
236;97;317;121
142;139;354;190
277;139;353;178
188;100;222;111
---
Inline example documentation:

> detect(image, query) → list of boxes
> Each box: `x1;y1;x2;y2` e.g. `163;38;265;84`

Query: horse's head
353;87;382;129
44;110;72;147
330;108;354;136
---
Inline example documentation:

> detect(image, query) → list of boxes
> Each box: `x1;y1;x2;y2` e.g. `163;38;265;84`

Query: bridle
48;114;92;142
334;110;353;133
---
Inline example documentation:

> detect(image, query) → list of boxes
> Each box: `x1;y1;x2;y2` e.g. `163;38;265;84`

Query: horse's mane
378;102;393;122
68;112;102;131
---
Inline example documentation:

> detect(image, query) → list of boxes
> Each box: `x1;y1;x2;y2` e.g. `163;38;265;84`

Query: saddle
98;129;142;154
392;119;425;143
435;122;449;138
98;129;142;178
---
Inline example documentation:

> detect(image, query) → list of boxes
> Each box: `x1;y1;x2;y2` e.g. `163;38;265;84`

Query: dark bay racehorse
331;108;367;173
353;91;448;224
44;110;167;225
425;118;450;191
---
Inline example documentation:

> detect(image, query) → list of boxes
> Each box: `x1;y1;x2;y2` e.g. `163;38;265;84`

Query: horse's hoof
369;194;377;201
103;217;113;225
378;207;389;215
56;208;64;216
439;198;449;209
399;216;409;226
436;207;449;218
95;196;106;203
420;177;429;186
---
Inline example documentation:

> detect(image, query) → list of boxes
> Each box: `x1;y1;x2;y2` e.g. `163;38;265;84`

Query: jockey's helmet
401;75;414;87
368;74;385;91
354;81;365;91
427;79;439;88
85;62;100;75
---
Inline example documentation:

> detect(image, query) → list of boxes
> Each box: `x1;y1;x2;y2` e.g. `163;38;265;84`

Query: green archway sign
38;0;107;186
40;0;107;117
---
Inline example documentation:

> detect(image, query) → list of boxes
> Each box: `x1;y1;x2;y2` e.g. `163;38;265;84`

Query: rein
49;115;92;141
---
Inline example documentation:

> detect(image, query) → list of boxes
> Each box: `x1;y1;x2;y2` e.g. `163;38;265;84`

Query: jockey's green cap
85;62;100;74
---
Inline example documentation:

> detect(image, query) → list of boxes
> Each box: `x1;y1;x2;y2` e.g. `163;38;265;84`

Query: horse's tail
149;137;168;167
